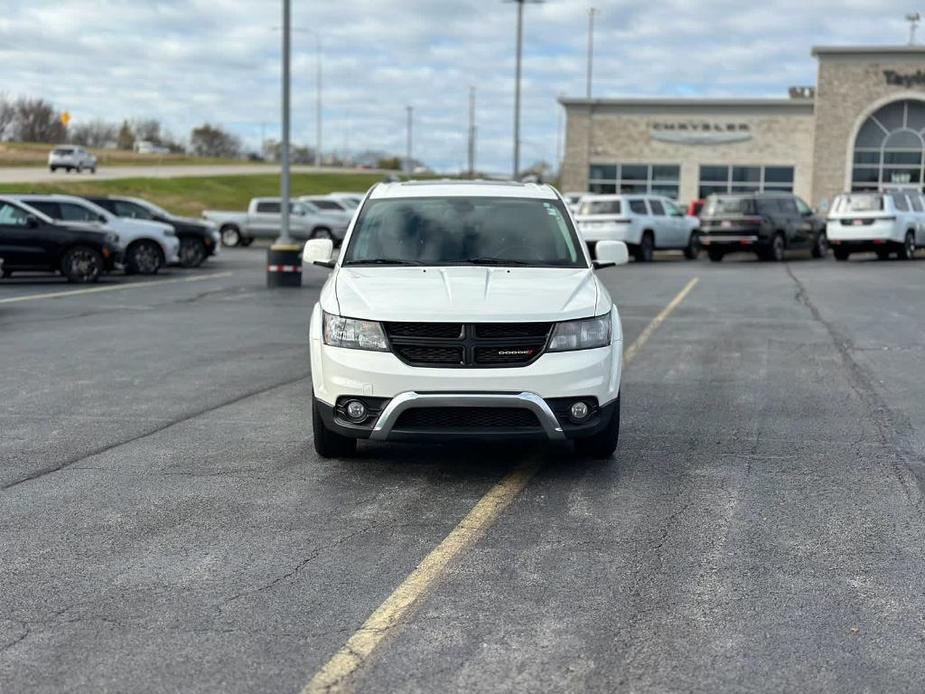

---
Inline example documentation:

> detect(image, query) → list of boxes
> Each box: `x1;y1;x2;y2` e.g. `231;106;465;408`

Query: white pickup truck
203;197;350;247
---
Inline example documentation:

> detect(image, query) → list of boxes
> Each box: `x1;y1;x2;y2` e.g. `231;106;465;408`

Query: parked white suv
827;191;923;261
48;146;97;174
305;180;629;459
574;194;700;261
13;194;180;274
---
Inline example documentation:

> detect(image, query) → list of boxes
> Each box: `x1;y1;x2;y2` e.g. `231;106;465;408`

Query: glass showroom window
852;100;925;192
588;164;680;198
698;165;794;198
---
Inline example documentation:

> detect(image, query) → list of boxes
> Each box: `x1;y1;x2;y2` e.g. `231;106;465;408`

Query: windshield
705;196;755;216
833;194;884;213
578;200;621;216
135;199;171;218
343;196;585;268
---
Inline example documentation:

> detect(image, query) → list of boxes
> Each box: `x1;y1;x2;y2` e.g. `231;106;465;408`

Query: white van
826;191;923;260
574;194;700;262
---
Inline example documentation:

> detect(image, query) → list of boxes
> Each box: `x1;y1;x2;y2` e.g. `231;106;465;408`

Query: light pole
907;12;921;45
315;34;323;167
279;0;291;245
586;7;597;99
467;86;477;178
406;105;413;173
507;0;544;180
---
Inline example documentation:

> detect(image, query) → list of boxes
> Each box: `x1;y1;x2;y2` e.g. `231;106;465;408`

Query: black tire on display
575;395;621;460
178;238;207;268
833;247;850;261
683;231;701;260
221;225;242;247
126;240;164;275
312;395;357;458
811;231;828;258
899;231;916;260
60;246;103;283
707;248;724;262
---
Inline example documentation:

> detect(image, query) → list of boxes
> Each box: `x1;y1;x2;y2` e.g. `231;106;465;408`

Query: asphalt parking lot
3;248;925;693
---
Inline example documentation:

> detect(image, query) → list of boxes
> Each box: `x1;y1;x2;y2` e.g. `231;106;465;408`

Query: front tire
899;231;916;260
220;225;242;247
60;246;103;283
312;395;357;458
575;395;621;460
683;231;701;260
126;240;164;275
178;238;207;268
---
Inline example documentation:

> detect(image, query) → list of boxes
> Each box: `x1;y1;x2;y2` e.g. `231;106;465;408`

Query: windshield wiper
345;258;423;266
463;257;532;266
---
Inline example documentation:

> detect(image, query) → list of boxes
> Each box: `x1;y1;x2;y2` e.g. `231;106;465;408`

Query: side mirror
26;215;39;229
303;238;335;268
593;240;629;269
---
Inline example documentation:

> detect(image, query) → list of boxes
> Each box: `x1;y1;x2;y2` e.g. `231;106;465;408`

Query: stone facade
812;47;925;209
560;45;925;208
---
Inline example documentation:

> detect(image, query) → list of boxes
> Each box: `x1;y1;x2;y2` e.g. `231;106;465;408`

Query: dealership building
559;45;925;208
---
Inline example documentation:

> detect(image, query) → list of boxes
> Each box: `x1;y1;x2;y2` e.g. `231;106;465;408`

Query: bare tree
0;93;15;141
189;123;241;158
132;118;163;144
69;119;118;148
13;97;66;143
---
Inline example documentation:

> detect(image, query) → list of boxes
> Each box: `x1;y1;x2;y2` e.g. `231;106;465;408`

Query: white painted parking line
0;272;234;305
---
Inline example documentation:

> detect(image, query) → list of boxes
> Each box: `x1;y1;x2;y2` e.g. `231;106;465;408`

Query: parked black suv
699;192;828;262
83;196;219;268
0;197;121;282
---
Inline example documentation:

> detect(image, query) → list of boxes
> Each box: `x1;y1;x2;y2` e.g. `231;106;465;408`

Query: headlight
547;314;611;352
323;312;389;351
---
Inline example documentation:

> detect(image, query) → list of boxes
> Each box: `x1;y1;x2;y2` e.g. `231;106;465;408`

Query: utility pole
279;0;291;244
507;0;544;180
406;105;413;173
467;86;477;178
315;34;323;167
586;7;597;99
907;12;921;45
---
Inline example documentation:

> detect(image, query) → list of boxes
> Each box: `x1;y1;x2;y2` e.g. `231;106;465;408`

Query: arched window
852;100;925;191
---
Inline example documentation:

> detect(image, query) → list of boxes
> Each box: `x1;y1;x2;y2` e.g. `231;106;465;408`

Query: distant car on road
827;191;923;261
48;145;97;174
0;197;121;282
203;197;349;247
699;192;828;262
574;194;700;261
84;196;220;268
13;194;179;275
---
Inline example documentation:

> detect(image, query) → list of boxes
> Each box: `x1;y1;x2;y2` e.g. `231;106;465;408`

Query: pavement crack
0;620;30;653
784;263;923;511
1;373;310;491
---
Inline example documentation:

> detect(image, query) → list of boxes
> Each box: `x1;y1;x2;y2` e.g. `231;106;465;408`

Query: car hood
332;266;603;323
119;218;174;234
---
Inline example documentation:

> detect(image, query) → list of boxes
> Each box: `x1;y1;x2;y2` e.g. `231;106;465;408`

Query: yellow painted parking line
0;272;234;305
302;276;701;694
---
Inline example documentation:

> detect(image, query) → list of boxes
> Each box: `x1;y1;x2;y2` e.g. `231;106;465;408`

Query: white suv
48;146;97;174
304;180;629;459
574;194;700;261
827;191;923;261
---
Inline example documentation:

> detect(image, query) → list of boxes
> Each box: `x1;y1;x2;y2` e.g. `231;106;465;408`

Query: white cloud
0;0;918;172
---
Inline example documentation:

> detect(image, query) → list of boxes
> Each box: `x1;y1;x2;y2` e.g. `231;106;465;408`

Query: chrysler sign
649;121;752;146
884;70;925;87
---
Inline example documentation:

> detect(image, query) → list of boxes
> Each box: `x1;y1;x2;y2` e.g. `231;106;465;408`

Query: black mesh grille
385;322;463;338
474;323;552;338
393;345;464;365
394;407;540;430
383;322;552;368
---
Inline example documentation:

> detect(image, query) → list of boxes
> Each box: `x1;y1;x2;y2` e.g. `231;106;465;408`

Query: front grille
383;322;552;368
394;407;541;430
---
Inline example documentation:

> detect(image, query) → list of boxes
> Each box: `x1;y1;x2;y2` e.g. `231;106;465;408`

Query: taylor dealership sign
883;70;925;87
649;121;752;146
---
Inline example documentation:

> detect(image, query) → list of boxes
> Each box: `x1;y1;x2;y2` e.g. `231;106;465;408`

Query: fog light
569;401;590;422
345;399;367;421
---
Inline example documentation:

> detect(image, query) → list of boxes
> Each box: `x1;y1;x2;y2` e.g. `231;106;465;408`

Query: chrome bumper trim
369;391;566;441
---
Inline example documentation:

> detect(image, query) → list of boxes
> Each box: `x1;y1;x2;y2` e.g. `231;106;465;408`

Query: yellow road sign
60;111;71;126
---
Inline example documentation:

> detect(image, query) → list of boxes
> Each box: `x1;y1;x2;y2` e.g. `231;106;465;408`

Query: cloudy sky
0;1;919;172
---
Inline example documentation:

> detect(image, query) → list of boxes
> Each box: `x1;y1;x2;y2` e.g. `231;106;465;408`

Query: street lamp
506;0;544;180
